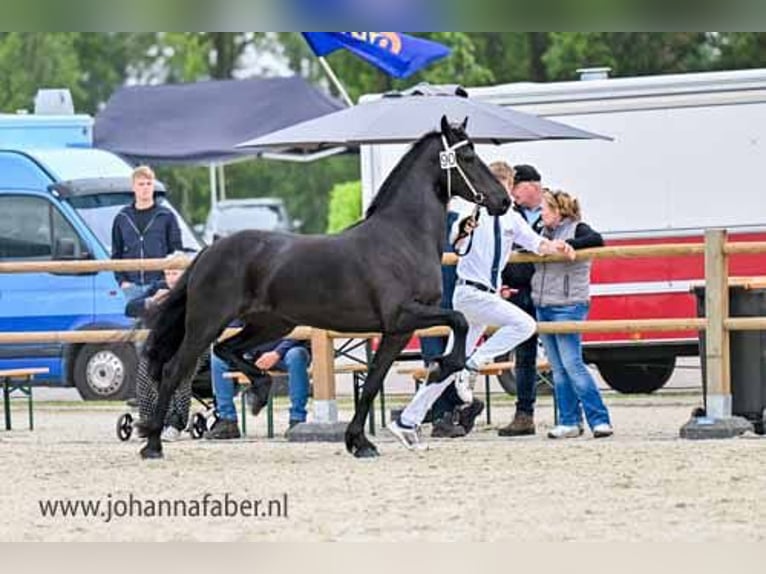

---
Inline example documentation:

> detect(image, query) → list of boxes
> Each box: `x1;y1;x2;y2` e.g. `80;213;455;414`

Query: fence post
704;228;731;418
311;328;338;423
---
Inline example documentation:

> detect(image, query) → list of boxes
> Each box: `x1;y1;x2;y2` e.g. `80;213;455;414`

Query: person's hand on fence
555;240;577;260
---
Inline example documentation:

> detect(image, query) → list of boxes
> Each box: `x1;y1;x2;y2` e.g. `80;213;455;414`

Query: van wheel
74;344;137;401
597;357;676;394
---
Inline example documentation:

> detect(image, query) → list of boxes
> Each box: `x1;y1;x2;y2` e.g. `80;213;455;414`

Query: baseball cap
513;164;541;185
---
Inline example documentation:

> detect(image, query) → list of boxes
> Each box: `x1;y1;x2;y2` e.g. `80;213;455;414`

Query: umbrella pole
218;164;226;201
209;163;218;212
317;56;354;107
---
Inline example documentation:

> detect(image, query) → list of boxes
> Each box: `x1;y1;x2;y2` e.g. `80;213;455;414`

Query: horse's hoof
353;445;379;459
140;445;164;460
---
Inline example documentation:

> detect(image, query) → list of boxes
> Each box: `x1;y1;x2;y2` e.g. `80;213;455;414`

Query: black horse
138;116;510;459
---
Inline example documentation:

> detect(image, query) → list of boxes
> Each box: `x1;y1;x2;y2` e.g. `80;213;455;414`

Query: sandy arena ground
1;390;764;541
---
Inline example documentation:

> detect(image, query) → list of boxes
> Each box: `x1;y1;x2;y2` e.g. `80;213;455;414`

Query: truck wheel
597;357;676;394
74;344;137;401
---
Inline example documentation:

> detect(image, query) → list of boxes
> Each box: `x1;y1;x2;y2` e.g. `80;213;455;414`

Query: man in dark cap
497;164;545;437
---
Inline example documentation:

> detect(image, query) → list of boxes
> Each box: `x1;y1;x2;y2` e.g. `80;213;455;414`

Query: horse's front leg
345;333;410;458
396;301;469;381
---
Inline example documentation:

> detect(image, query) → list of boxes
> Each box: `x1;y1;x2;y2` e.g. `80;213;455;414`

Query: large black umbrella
236;84;609;151
95;76;345;164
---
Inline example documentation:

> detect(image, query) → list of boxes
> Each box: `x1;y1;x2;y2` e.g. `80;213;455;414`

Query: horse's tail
142;252;202;381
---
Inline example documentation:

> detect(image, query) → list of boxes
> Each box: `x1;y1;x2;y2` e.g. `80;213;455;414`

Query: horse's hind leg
140;321;228;459
345;333;410;458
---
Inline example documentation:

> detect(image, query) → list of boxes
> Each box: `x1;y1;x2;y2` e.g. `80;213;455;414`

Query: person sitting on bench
205;339;311;440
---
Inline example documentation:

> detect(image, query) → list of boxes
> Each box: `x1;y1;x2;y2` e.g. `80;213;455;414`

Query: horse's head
439;115;511;216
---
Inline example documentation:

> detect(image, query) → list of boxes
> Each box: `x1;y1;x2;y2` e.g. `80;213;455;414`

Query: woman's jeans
537;303;611;429
211;347;311;423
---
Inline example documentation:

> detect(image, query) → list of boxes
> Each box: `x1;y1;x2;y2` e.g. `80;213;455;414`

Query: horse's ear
460;116;468;131
440;115;451;135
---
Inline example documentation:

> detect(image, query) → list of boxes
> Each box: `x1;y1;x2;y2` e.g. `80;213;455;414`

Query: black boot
457;399;485;435
204;418;241;440
431;411;466;438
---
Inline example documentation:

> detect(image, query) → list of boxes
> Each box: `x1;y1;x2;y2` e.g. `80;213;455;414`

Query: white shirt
450;198;544;291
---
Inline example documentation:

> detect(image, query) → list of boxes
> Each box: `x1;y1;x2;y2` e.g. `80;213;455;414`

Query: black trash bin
694;284;766;434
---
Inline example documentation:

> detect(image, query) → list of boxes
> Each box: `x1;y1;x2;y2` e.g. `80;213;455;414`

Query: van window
68;192;200;252
0;195;86;260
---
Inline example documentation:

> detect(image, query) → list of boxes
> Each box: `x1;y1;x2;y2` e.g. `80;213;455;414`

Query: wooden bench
1;367;49;431
224;362;388;437
396;360;554;425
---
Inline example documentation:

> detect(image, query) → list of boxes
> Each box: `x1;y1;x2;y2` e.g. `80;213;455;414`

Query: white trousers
400;285;537;427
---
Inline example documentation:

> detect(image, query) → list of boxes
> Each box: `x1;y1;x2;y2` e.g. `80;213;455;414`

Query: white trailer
360;68;766;393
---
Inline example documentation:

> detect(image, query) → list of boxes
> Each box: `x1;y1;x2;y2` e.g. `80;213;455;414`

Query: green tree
0;33;84;112
326;180;362;233
542;33;713;80
711;33;766;70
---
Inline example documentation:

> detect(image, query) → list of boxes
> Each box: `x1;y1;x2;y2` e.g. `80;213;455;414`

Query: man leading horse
138;116;511;459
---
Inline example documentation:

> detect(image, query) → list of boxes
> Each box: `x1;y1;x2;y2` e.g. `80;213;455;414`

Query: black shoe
457;399;485;435
204;418;241;440
431;412;466;438
125;398;139;408
284;419;304;438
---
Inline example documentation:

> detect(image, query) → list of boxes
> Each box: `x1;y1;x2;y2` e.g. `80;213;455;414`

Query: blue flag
302;32;450;79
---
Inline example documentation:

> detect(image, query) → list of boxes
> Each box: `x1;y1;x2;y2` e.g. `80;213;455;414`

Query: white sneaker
592;423;614;438
161;426;182;442
387;419;427;451
547;425;584;439
454;368;478;404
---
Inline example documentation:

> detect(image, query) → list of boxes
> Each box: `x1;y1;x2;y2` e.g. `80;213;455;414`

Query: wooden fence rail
1;232;765;425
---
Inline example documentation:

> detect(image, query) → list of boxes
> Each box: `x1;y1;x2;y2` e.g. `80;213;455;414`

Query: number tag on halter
440;150;457;170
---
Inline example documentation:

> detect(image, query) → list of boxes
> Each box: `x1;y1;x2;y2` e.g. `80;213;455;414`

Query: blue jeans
210;347;311;423
537;303;610;429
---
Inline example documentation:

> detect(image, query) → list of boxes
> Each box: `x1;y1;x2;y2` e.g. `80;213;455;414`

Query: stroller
115;353;275;441
116;352;218;441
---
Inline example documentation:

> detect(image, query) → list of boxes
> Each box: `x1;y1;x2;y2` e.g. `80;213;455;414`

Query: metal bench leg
379;381;386;428
485;374;491;425
267;391;274;439
3;379;10;431
240;388;247;437
3;379;11;430
537;371;558;425
26;385;33;430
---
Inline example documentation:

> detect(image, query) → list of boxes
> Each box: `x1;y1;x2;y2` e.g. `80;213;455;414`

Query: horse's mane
364;131;440;218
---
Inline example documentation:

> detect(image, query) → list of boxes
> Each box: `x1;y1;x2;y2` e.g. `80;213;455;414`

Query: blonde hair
489;161;515;185
543;189;582;221
132;165;155;181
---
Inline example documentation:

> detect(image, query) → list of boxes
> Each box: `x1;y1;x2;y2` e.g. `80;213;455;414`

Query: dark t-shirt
132;206;155;234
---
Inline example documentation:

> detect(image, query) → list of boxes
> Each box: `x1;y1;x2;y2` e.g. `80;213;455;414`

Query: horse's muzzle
486;195;511;216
